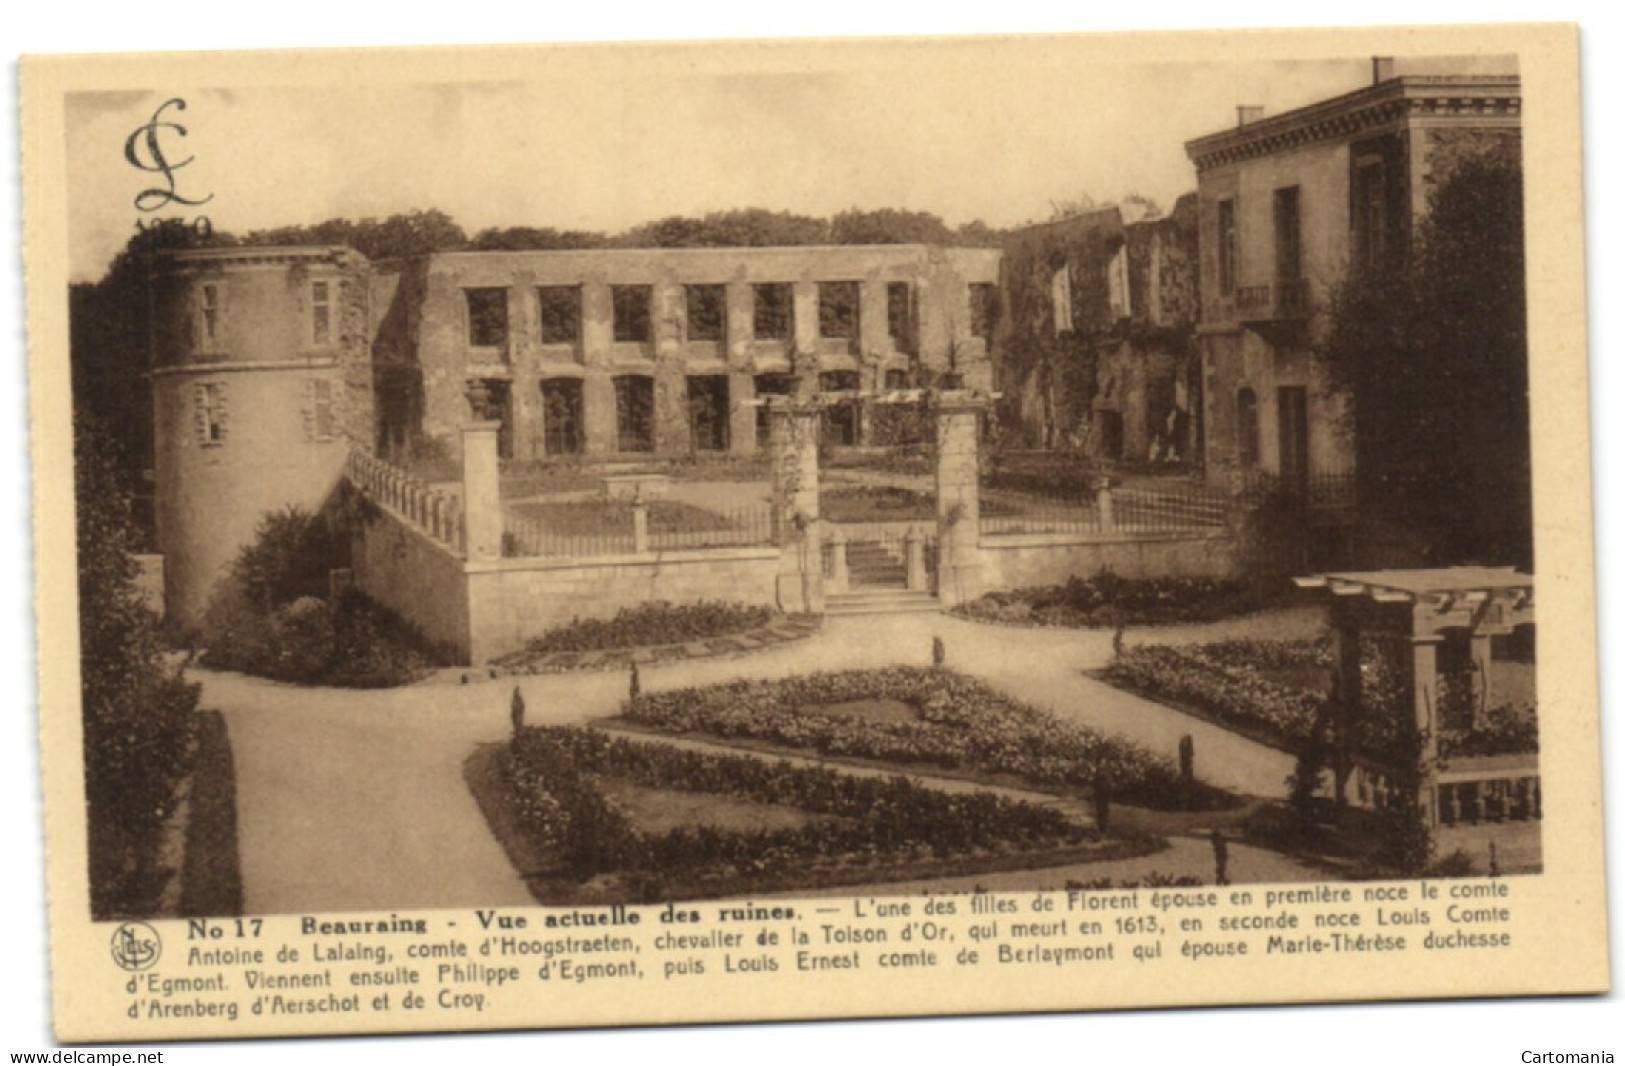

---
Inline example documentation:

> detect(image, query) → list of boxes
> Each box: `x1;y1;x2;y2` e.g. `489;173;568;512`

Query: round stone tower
150;246;371;628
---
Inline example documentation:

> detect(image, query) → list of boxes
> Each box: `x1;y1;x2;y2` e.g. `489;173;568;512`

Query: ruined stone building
369;245;1002;465
994;198;1201;465
1184;59;1521;493
147;242;1001;624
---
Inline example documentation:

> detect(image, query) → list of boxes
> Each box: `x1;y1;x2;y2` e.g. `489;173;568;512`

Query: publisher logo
110;922;161;971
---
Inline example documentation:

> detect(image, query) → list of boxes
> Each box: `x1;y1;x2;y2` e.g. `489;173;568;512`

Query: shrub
500;601;778;660
202;508;433;687
952;571;1268;629
76;416;201;917
1438;704;1538;758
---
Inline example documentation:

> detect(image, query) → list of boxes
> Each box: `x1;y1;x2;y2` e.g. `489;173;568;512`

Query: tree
830;207;954;245
75;414;200;917
1320;138;1529;568
470;226;607;251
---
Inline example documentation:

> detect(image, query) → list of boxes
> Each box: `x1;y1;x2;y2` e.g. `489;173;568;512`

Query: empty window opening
687;376;730;452
818;281;860;340
612;286;653;344
539;286;581;346
614;375;655;453
685;284;727;342
753;283;792;341
466;288;509;349
540;378;584;456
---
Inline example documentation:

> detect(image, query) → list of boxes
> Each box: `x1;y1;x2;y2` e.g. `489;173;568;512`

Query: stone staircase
827;537;938;616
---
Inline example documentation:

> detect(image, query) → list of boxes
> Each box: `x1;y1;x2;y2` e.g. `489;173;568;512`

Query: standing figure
630;662;642;700
1210;828;1230;886
1092;764;1114;834
510;685;526;735
932;635;946;666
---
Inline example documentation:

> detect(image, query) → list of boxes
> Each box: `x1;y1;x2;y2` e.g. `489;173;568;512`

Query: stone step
826;589;940;616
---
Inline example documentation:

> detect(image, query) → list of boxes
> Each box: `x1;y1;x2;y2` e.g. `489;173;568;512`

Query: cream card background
6;1;1622;1060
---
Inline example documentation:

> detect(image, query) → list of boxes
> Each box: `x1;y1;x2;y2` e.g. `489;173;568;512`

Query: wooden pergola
1293;567;1535;828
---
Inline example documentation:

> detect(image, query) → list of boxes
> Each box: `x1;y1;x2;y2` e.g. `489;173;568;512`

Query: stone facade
1184;67;1520;490
995;198;1200;462
370;244;1002;465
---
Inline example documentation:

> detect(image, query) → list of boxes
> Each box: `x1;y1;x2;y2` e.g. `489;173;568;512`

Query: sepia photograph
10;5;1617;1056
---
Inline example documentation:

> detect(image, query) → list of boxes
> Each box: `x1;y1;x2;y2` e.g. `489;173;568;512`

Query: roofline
427;243;1003;259
1184;73;1520;172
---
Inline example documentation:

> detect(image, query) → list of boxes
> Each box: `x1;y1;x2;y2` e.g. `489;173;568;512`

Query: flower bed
1103;637;1535;763
622;666;1228;810
951;572;1269;629
505;727;1088;883
499;601;778;660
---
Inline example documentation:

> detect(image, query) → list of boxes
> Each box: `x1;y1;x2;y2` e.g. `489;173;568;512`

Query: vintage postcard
19;21;1606;1045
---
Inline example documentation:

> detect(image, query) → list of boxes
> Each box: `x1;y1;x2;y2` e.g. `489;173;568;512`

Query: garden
952;572;1271;628
616;666;1232;811
491;600;801;673
476;726;1147;903
1103;637;1538;763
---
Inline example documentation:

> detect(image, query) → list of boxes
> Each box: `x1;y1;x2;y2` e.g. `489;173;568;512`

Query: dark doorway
1278;385;1309;491
1098;409;1125;461
540;378;584;456
687;375;730;452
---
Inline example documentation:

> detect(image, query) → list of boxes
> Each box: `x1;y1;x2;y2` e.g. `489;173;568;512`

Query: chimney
1372;56;1395;84
1236;105;1264;127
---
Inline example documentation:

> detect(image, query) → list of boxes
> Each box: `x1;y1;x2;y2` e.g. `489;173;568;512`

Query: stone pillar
1330;603;1364;807
905;526;927;591
828;526;848;593
1470;631;1494;729
1412;633;1444;831
1095;478;1116;533
632;500;650;554
792;282;820;358
934;393;986;607
461;421;503;562
768;398;824;613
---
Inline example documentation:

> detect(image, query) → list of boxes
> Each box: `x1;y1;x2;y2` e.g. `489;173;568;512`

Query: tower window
195;381;226;445
307;378;337;441
310;281;334;347
199;283;221;349
685;284;727;342
1217;199;1238;296
970;283;999;338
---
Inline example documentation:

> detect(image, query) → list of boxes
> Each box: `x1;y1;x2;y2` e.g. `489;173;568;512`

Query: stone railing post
632;499;650;554
1095;478;1116;533
461;421;503;562
828;526;848;594
933;392;987;607
904;526;926;591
